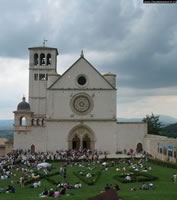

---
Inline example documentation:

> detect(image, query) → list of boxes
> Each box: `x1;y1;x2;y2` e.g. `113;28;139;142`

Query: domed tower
13;97;33;132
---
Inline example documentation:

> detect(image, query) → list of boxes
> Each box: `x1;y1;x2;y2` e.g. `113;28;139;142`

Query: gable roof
48;55;116;90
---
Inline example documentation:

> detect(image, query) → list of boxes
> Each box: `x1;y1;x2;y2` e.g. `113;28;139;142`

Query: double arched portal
68;125;96;150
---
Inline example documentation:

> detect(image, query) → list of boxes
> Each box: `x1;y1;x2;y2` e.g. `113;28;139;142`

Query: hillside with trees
160;123;177;138
143;113;177;138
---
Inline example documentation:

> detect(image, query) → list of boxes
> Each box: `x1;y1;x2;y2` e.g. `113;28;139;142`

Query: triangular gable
49;56;115;90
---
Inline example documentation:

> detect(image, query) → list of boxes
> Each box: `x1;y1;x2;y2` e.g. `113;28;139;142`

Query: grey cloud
0;0;177;92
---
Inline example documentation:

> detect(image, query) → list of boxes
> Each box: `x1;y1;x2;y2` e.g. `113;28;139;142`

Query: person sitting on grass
6;185;15;193
65;182;73;189
42;188;48;195
130;187;136;192
140;183;148;190
125;175;131;181
74;182;82;189
86;173;92;178
0;187;6;193
148;183;153;189
54;189;59;198
32;181;41;188
60;187;66;195
104;184;110;191
114;184;120;191
48;188;54;197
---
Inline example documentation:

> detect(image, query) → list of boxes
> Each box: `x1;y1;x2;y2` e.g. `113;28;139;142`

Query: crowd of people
4;149;100;164
0;185;15;193
0;148;157;198
0;149;100;197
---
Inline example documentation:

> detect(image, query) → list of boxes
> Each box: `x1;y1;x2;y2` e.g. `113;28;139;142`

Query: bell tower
28;46;58;114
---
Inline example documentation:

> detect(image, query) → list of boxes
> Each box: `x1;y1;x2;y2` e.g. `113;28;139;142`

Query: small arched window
40;53;45;65
20;116;26;126
31;144;35;154
34;53;38;65
47;53;52;65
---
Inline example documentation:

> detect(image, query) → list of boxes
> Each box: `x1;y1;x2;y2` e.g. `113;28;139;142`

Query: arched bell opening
34;53;38;65
40;53;45;65
47;53;52;65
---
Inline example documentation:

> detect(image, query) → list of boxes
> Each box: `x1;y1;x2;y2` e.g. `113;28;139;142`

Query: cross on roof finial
43;39;48;47
80;50;84;58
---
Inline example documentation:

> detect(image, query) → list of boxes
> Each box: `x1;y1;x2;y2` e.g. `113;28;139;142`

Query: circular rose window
75;74;88;87
78;76;86;85
70;93;93;115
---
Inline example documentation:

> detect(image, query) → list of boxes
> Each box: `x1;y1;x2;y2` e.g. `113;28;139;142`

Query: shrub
24;171;59;186
73;171;102;185
149;158;177;169
113;171;158;184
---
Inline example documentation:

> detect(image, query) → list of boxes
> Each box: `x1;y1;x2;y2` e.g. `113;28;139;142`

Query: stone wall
144;134;177;163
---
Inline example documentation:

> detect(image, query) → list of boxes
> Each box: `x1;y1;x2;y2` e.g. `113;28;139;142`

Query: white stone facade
13;46;147;154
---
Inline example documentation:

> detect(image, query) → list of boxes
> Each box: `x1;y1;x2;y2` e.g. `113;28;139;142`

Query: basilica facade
13;46;147;154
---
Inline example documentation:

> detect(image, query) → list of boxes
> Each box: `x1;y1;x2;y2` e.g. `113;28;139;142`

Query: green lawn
0;160;177;200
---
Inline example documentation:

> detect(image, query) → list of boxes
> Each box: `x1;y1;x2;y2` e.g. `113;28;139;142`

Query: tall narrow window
47;53;52;65
40;53;45;65
34;73;38;80
34;53;38;65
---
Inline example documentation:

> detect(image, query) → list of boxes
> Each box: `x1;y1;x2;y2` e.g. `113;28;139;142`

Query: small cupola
17;97;30;111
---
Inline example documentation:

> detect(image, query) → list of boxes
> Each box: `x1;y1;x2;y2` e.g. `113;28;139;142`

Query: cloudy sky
0;0;177;120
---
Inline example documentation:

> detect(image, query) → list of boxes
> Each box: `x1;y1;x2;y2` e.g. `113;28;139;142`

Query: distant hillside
160;123;177;138
118;115;177;126
159;115;177;126
0;120;13;139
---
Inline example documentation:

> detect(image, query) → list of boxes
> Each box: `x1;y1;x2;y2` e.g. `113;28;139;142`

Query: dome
17;97;30;111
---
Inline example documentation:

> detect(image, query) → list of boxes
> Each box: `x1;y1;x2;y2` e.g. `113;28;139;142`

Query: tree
142;113;162;135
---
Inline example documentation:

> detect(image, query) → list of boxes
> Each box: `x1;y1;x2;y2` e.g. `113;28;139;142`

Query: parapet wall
144;134;177;163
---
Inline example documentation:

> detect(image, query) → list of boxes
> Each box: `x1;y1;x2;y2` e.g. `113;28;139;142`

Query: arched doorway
68;125;95;150
72;135;80;150
31;144;35;154
83;135;91;149
136;143;143;153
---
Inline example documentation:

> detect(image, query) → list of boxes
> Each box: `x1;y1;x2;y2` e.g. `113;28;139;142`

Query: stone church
13;46;147;154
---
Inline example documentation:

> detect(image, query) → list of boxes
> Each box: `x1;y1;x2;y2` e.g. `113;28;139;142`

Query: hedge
25;171;59;186
73;171;102;185
149;158;177;169
113;170;158;184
